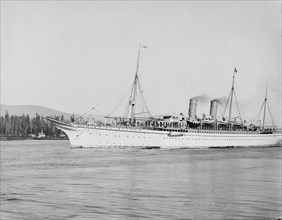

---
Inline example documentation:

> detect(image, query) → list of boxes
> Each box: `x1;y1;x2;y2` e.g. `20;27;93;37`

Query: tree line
0;112;68;138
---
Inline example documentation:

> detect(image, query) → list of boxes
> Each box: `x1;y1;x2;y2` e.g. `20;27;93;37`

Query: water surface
1;140;281;219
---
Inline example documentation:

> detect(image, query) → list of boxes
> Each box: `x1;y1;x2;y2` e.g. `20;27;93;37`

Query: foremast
129;45;141;120
127;44;150;121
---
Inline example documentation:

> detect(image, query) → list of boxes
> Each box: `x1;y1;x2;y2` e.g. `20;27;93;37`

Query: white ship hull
58;125;282;148
44;48;281;149
42;47;282;149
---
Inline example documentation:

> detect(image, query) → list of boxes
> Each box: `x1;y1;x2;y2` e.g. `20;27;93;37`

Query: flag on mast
234;67;237;73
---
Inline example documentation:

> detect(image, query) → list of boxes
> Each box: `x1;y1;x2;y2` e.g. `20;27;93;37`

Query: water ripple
1;140;281;219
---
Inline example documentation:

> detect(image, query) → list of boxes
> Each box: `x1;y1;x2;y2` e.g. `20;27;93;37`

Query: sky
1;1;281;127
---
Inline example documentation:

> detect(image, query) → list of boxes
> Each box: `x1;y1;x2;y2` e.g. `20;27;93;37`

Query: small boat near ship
44;46;282;148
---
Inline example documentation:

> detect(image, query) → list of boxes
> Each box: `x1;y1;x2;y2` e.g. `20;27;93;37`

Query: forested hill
0;105;72;139
0;104;102;139
0;104;71;118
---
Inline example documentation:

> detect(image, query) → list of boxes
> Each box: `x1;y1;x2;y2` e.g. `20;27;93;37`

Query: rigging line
134;111;150;115
123;101;129;118
136;89;142;109
123;110;129;119
126;75;137;118
73;108;95;121
256;101;265;121
137;75;151;116
139;97;146;116
62;77;132;111
92;107;103;113
137;87;147;116
263;120;272;126
222;90;232;117
138;94;145;116
266;101;275;127
123;86;132;119
233;91;243;122
137;81;145;113
93;79;132;110
137;85;147;117
61;52;137;108
134;93;139;114
106;89;131;117
134;91;142;117
70;77;132;111
123;84;135;118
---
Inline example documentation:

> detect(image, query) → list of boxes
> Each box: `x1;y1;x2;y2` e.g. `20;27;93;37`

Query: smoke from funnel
192;95;209;103
211;96;226;105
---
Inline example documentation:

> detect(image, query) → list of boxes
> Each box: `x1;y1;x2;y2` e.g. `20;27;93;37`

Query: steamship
45;46;282;148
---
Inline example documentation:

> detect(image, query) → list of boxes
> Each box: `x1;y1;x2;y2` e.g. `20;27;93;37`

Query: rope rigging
68;44;151;123
63;76;132;113
122;44;151;119
106;87;132;117
254;84;275;128
73;78;132;121
266;102;275;127
221;68;243;123
233;91;243;122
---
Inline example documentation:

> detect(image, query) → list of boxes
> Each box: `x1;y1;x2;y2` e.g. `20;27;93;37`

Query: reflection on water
1;140;281;219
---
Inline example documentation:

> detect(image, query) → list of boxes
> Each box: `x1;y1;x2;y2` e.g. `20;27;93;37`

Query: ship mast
262;83;268;129
228;68;236;122
255;82;276;130
129;44;144;120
